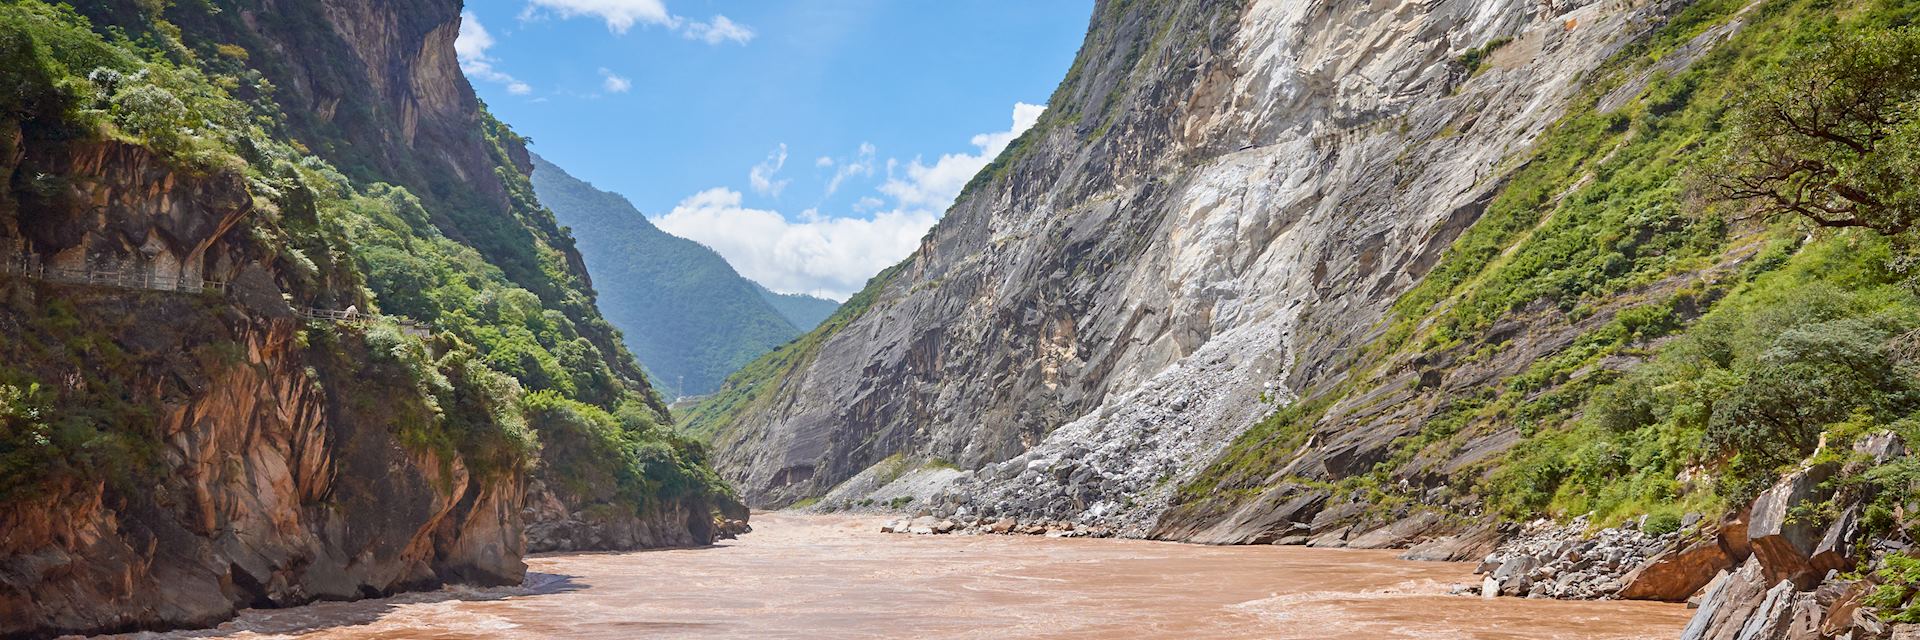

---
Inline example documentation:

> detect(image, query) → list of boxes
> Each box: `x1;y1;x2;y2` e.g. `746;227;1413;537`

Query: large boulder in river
1619;537;1734;601
1746;463;1839;589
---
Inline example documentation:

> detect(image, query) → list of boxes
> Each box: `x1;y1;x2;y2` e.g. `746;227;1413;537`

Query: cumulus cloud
522;0;752;45
749;144;790;196
599;68;631;93
681;15;755;45
825;142;877;196
879;102;1044;208
654;102;1045;299
456;12;532;95
523;0;670;33
654;188;934;299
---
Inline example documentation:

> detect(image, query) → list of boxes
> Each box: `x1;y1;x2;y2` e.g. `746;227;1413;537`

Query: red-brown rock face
0;126;529;635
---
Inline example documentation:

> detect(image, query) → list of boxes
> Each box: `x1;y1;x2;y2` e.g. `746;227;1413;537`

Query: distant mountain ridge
530;154;838;397
755;282;840;332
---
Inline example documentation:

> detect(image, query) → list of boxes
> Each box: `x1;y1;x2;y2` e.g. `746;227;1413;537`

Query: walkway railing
0;251;226;293
294;307;433;338
1;247;430;338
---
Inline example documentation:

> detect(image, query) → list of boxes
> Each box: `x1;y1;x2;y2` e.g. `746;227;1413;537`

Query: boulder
1474;554;1502;575
1346;511;1443;549
1680;559;1775;640
1729;577;1797;640
1719;512;1753;563
1618;538;1734;602
1305;526;1352;548
1402;524;1504;562
230;263;292;318
1746;463;1839;588
1783;593;1826;640
988;518;1016;534
1689;570;1730;609
1855;431;1906;464
1493;555;1541;596
1808;505;1860;578
1820;581;1877;638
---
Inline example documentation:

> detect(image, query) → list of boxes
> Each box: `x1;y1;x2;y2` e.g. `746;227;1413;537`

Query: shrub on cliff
0;0;727;519
523;391;733;514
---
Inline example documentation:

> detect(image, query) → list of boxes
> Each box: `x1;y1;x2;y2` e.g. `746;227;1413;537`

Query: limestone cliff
696;0;1681;525
704;0;1920;634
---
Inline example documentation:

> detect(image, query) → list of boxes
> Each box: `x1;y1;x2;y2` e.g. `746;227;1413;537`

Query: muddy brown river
116;513;1692;639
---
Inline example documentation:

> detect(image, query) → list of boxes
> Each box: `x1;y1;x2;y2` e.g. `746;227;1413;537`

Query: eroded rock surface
705;0;1694;541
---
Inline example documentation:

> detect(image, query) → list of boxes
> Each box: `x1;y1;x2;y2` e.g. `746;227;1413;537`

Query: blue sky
456;1;1092;299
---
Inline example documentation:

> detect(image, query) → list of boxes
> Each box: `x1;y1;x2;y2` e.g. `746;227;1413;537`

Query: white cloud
652;102;1046;300
599;68;631;93
455;12;496;60
654;188;934;299
457;12;533;95
522;0;753;45
880;102;1044;208
682;15;756;45
523;0;669;33
749;144;790;196
825;142;877;196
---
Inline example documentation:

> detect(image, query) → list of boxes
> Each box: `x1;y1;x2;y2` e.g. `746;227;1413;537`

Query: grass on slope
681;260;909;443
1179;0;1920;528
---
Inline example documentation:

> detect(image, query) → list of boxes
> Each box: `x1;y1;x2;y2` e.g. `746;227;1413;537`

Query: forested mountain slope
755;282;838;332
529;153;834;397
0;2;738;636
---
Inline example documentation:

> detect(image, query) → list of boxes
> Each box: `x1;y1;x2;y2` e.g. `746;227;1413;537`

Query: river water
118;513;1692;639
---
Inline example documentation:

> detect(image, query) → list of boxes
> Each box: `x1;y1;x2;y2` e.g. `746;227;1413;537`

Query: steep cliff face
697;0;1680;522
0;135;521;635
0;2;737;636
708;0;1920;632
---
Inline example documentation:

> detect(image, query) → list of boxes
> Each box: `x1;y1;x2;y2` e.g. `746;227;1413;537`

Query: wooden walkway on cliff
1;250;431;338
0;255;229;293
293;307;433;338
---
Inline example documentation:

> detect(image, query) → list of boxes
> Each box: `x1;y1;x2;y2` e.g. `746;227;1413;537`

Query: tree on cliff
1715;26;1920;242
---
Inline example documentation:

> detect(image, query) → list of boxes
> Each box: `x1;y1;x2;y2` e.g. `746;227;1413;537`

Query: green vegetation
529;154;836;397
754;282;840;332
1180;0;1920;532
1867;552;1920;623
0;1;732;516
523;390;731;508
683;259;910;442
1713;24;1920;240
0;295;168;500
1455;36;1515;76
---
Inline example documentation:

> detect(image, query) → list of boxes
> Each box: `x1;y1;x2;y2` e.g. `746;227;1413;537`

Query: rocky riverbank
865;431;1918;640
